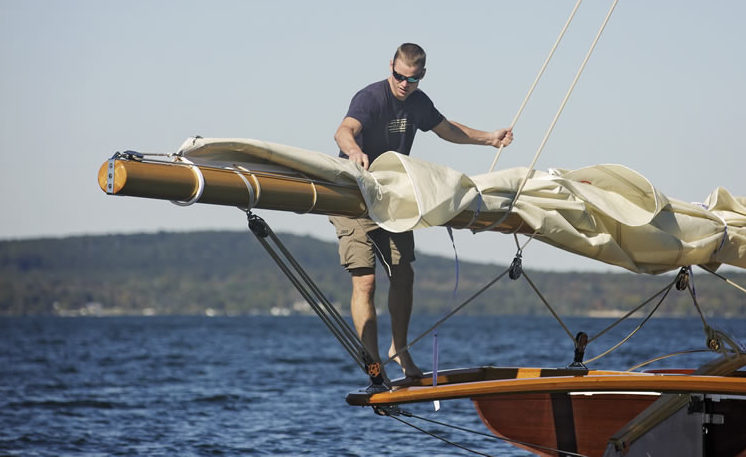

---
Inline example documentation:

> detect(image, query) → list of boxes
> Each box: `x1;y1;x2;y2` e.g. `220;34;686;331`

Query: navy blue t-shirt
339;80;444;163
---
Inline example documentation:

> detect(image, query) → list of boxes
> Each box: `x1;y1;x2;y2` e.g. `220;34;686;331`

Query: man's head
388;43;427;101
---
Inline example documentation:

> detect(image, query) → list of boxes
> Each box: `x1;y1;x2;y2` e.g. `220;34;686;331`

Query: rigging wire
586;279;678;345
583;280;674;365
389;239;684;369
386;234;538;365
380;407;589;457
521;270;576;342
488;0;583;172
627;349;716;372
516;265;688;365
383;266;511;367
387;414;495;457
683;270;746;354
700;265;746;295
243;211;388;386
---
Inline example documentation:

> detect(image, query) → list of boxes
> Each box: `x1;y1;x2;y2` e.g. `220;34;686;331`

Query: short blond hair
393;43;426;69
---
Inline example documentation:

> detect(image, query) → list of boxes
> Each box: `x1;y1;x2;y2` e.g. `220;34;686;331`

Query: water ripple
1;315;742;456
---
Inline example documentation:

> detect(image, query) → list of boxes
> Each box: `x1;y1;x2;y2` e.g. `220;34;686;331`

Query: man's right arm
334;117;370;170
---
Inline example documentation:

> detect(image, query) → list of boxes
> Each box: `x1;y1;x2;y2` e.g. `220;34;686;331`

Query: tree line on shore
1;231;744;317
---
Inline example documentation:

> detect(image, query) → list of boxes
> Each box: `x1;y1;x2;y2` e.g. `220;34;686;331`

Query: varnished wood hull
347;364;746;456
474;391;746;457
474;392;657;457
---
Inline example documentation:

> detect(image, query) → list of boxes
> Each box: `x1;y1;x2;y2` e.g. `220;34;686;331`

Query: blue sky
1;1;744;271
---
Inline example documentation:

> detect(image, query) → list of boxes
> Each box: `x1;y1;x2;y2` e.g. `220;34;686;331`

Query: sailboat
97;2;745;454
98;135;746;457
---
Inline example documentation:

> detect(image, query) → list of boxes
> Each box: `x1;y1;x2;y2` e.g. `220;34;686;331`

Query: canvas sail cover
177;137;745;275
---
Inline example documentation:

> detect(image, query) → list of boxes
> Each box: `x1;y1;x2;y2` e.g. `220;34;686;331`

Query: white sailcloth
177;137;745;274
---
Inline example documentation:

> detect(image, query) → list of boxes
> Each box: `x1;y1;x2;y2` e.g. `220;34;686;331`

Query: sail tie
712;213;730;255
231;167;257;211
464;193;484;229
170;156;205;207
694;201;730;256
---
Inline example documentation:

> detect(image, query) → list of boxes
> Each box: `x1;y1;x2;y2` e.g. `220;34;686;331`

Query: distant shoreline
2;231;745;318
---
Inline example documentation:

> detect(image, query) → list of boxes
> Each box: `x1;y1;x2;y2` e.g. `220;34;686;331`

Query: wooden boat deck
346;366;746;406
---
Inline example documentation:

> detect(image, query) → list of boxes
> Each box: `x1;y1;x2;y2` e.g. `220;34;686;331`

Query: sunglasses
392;68;423;83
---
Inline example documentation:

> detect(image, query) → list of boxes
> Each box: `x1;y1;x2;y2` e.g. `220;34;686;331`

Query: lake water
1;315;744;457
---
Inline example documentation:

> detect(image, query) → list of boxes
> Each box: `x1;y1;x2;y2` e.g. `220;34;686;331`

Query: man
330;43;513;382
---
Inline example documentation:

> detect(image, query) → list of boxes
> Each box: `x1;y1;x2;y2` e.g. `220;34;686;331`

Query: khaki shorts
329;216;415;271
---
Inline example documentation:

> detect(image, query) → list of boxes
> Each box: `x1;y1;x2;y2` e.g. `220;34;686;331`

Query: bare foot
389;345;423;379
364;356;391;387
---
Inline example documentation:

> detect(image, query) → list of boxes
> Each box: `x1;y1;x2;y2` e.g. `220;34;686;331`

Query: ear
419;68;427;80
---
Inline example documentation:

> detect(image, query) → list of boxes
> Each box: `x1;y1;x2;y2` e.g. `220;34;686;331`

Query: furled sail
107;137;746;274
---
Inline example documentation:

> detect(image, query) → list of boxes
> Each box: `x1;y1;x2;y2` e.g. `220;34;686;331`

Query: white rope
513;0;619;201
488;0;583;172
474;0;618;234
701;265;746;295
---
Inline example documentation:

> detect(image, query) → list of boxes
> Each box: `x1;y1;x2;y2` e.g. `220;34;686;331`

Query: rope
586;278;678;345
686;269;709;329
517;264;684;365
521;270;576;342
384;239;679;368
700;265;746;295
381;407;589;457
488;0;584;172
627;349;713;372
479;0;619;234
384;266;511;367
256;228;364;368
512;0;619;201
387;414;496;457
583;281;673;365
243;211;388;385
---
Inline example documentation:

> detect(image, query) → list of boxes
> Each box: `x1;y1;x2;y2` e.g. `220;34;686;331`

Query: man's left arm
432;119;513;148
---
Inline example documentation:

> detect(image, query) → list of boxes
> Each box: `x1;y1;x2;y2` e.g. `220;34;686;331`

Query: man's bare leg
387;263;423;378
350;268;388;382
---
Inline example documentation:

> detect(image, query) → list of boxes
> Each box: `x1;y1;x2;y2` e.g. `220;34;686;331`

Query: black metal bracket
110;150;145;161
247;212;270;238
568;332;588;368
675;266;690;291
509;251;523;280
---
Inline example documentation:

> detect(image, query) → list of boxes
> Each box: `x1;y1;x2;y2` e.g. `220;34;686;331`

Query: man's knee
390;263;414;285
351;268;376;294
